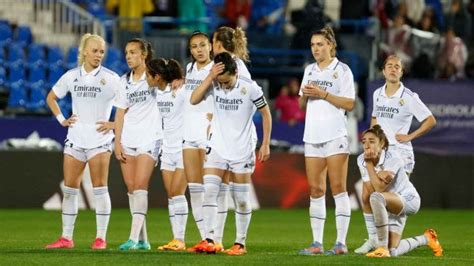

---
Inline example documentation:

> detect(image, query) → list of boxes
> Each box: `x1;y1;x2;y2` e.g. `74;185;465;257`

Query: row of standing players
44;25;443;258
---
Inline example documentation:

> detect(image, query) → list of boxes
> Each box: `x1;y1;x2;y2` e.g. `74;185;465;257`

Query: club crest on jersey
333;71;338;79
240;86;247;95
100;78;106;85
399;99;405;106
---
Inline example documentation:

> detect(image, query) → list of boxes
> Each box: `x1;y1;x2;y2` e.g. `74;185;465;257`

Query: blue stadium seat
26;80;47;111
105;47;122;66
0;66;7;92
15;26;33;46
27;43;46;67
0;46;5;66
0;24;12;46
28;65;47;83
47;45;64;67
7;80;27;109
7;66;26;84
66;46;78;69
47;65;64;88
6;44;25;68
87;2;108;20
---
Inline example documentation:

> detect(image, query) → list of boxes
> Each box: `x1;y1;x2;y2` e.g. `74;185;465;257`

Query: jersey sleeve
249;82;266;109
299;65;311;97
357;154;370;182
409;93;432;122
339;66;355;99
52;72;71;99
112;76;128;109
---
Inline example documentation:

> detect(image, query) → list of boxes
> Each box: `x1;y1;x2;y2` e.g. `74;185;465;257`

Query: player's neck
83;63;99;73
132;64;146;81
157;80;168;91
385;81;401;97
196;59;212;70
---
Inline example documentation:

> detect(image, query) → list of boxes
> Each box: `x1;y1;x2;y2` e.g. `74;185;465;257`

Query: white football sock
188;182;205;239
334;192;351;245
203;175;221;240
310;195;326;244
390;235;428;256
214;183;229;244
168;198;176;239
129;190;147;242
93;186;111;240
233;183;251;246
172;195;189;242
363;213;377;242
61;186;79;240
370;192;389;248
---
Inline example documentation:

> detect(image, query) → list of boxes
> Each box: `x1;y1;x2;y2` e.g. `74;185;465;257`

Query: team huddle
43;25;443;258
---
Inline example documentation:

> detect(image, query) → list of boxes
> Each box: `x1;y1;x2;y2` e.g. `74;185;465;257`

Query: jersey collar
80;64;101;77
381;82;405;98
194;60;213;72
314;57;339;72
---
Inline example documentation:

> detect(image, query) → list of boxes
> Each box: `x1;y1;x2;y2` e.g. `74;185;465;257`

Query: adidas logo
308;72;312;76
339;144;344;149
73;78;78;82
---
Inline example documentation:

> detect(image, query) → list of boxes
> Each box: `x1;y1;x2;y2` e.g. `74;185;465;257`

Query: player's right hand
61;114;78;127
114;143;127;163
209;62;225;79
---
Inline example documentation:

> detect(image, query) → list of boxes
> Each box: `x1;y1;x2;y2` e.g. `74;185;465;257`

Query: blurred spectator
437;28;468;80
339;0;372;32
396;1;415;26
149;0;178;29
224;0;251;30
416;7;440;34
250;0;285;34
446;0;472;45
274;78;305;126
380;14;412;72
205;0;225;31
178;0;207;33
402;0;425;26
290;0;328;49
465;0;474;78
425;0;446;30
106;0;155;31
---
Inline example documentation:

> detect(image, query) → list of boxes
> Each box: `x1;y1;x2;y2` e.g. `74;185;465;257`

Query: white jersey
372;83;432;151
182;61;214;142
300;58;355;144
357;149;417;195
209;75;266;161
115;71;162;147
156;84;186;153
53;65;121;149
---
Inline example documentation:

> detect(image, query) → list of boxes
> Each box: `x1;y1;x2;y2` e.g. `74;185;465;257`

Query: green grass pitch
0;209;472;265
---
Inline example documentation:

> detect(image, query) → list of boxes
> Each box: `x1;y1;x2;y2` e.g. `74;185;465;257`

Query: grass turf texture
0;209;472;265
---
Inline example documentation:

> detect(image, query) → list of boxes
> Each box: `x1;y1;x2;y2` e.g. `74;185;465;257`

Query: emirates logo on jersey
240;86;247;95
100;78;106;85
399;99;405;106
333;72;338;79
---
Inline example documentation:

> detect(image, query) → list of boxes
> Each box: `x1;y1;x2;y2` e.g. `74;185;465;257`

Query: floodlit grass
0;209;472;265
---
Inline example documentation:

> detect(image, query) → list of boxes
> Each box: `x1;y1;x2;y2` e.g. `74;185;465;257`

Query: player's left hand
395;133;412;143
171;78;184;90
96;121;115;134
377;171;394;184
258;144;270;162
302;84;325;99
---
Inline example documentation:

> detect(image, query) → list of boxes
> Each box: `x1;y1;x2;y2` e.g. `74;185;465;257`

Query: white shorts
388;189;420;234
182;139;208;150
304;136;349;157
123;139;161;162
64;139;112;162
390;146;415;174
160;150;184;171
204;147;255;174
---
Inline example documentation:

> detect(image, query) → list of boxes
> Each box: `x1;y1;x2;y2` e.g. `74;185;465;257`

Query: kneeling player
358;125;443;257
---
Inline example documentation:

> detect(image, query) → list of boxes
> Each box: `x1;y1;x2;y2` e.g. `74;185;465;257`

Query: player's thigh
88;151;111;187
222;171;232;184
232;172;251;184
120;155;137;193
161;170;174;198
183;148;205;183
63;154;87;188
327;153;349;195
305;156;327;197
133;154;156;190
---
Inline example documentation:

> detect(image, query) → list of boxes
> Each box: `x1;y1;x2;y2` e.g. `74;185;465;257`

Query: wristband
323;92;329;100
56;114;66;124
